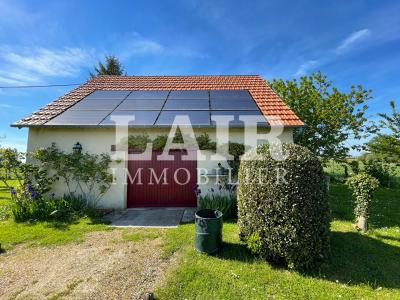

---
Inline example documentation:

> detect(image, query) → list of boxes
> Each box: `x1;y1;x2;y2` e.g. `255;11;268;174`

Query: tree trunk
356;215;368;232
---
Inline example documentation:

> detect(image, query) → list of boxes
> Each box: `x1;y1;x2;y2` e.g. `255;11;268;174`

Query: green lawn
156;184;400;299
0;181;111;250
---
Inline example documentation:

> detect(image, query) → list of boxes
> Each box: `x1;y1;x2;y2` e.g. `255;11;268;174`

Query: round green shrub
237;143;331;270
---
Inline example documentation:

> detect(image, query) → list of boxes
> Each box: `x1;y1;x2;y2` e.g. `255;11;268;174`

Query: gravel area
0;230;174;300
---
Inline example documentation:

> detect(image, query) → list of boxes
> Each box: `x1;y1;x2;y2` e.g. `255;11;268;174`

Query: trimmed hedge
237;143;330;270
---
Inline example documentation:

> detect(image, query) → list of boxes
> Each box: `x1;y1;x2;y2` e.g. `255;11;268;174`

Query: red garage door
127;150;197;207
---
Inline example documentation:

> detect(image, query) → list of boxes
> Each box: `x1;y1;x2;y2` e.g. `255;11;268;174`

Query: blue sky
0;0;399;154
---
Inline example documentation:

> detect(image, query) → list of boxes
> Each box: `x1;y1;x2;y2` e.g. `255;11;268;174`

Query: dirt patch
0;230;175;300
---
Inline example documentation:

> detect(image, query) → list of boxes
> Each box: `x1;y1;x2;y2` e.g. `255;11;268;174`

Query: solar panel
44;89;264;127
100;111;159;126
127;90;169;99
70;99;122;110
84;90;131;100
163;99;209;110
210;98;259;110
46;110;110;125
211;111;267;126
116;99;165;110
156;111;210;125
168;90;209;99
210;90;250;98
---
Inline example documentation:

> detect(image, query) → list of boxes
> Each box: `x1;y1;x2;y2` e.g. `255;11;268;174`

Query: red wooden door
127;150;197;207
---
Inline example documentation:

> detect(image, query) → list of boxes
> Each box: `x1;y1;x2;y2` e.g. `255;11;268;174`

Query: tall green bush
237;143;330;270
346;173;380;231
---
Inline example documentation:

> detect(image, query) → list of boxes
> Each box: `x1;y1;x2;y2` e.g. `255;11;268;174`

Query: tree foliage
367;135;400;162
378;100;400;138
368;101;400;161
90;55;126;77
269;72;371;160
362;158;393;187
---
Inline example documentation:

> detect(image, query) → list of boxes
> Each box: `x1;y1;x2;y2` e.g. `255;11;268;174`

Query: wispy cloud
0;46;94;85
0;103;13;108
336;29;371;53
118;33;164;60
117;32;165;60
0;0;39;29
294;28;372;76
117;32;206;61
294;60;319;76
0;47;92;77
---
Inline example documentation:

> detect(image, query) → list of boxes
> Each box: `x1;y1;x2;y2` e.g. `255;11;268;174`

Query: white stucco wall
27;126;294;209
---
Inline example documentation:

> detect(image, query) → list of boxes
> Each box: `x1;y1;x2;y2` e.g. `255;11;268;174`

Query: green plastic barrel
194;209;223;254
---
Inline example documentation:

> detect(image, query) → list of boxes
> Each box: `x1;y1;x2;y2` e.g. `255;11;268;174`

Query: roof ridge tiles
12;75;304;127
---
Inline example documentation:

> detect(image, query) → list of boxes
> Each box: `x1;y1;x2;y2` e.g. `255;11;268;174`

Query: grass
0;181;15;221
0;218;111;250
0;181;111;250
156;184;400;299
122;229;162;242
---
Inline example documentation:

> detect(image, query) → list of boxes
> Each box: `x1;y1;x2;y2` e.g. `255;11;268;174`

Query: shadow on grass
329;184;354;222
306;231;400;289
88;217;111;225
374;234;400;243
216;241;254;262
15;214;111;231
369;188;400;228
45;220;79;230
217;230;400;289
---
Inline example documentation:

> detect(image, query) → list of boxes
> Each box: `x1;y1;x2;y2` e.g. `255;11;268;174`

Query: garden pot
195;209;223;255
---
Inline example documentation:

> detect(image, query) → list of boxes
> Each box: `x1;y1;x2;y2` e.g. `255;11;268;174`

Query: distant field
324;160;400;188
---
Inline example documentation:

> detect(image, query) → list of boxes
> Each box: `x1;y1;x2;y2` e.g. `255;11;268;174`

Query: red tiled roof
12;75;304;127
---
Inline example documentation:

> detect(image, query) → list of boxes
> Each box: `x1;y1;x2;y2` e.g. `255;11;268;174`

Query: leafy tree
367;135;400;162
367;101;400;161
362;158;392;187
90;55;126;77
378;100;400;138
269;72;372;160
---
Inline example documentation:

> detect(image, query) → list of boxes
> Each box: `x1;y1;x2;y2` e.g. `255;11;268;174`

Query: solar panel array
46;90;267;126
